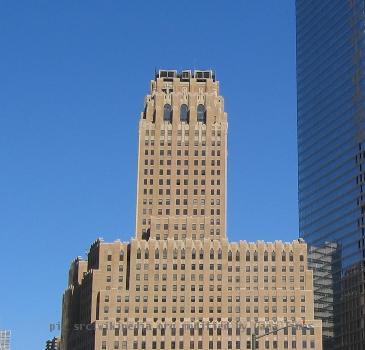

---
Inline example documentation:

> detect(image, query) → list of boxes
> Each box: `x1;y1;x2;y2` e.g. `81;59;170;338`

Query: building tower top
135;69;227;241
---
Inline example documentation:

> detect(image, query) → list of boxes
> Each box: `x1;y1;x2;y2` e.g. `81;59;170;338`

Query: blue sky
0;1;297;348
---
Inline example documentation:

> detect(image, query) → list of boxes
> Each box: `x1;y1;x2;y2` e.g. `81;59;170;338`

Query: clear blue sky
0;1;297;348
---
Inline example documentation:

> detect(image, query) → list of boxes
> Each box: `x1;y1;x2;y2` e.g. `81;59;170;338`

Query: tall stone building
135;69;226;242
46;337;60;350
0;330;10;350
60;70;322;350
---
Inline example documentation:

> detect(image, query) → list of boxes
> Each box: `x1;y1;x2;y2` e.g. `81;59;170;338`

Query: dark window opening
163;104;172;122
180;104;189;123
197;104;206;123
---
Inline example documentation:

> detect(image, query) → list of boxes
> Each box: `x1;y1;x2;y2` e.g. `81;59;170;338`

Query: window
180;104;189;122
228;251;232;261
199;249;204;259
197;104;206;123
163;104;172;122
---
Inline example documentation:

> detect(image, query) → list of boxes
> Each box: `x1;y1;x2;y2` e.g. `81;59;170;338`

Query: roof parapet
155;69;215;82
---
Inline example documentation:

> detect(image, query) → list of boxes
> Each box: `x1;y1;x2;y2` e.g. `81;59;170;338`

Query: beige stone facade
46;337;61;350
136;70;227;242
60;70;322;350
0;330;11;350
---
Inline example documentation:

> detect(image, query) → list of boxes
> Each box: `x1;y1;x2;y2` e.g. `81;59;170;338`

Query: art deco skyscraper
60;70;322;350
135;69;226;241
296;1;365;349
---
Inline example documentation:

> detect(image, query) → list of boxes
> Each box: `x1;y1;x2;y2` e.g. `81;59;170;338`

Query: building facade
0;330;10;350
296;1;365;349
60;70;322;350
46;337;60;350
135;69;226;242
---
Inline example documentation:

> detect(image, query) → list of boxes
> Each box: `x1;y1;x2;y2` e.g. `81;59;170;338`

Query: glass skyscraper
296;1;365;349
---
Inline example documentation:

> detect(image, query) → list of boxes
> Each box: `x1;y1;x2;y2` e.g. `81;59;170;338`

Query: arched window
144;249;149;259
192;249;196;260
163;104;172;122
282;252;286;262
246;251;250;262
199;249;204;260
254;251;258;261
218;249;222;260
264;251;268;262
228;251;232;262
181;249;185;259
236;251;240;262
197;104;206;123
272;252;276;262
155;249;159;259
210;249;214;259
180;104;189;122
137;248;141;259
173;249;178;259
163;248;167;259
120;251;124;261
